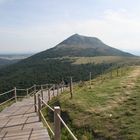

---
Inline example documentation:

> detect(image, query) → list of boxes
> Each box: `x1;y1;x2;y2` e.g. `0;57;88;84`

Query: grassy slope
72;56;140;65
49;66;140;140
46;56;140;65
0;55;139;93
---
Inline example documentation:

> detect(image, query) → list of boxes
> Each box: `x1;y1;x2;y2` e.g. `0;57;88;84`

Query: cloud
100;9;140;52
0;9;140;54
41;9;140;53
53;9;140;53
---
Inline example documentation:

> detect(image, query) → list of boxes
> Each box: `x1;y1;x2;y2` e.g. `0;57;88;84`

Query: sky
0;0;140;55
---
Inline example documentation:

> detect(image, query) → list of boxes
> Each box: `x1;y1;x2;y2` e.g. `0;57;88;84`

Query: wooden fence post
60;84;62;93
14;87;17;102
53;85;55;97
110;69;112;78
54;106;61;140
34;84;36;93
48;89;50;102
62;80;64;92
57;85;59;96
26;88;29;97
34;92;37;112
70;77;73;99
121;68;123;76
33;84;37;112
63;84;65;91
61;84;63;92
41;85;43;104
62;82;65;92
38;94;41;121
62;79;64;91
89;72;91;88
46;84;48;90
117;67;119;77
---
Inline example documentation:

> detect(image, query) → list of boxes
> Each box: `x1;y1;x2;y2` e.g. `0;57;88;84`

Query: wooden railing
0;83;51;106
0;81;77;139
34;83;78;140
0;89;15;106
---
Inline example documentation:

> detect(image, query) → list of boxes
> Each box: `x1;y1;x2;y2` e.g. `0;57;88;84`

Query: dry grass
48;66;140;139
72;56;140;65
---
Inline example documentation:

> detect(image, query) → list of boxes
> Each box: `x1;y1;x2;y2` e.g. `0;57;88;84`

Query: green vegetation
46;66;140;140
0;34;140;139
0;55;139;94
72;56;140;65
0;55;140;104
0;33;139;98
0;58;19;69
0;53;32;69
0;99;15;112
0;58;113;93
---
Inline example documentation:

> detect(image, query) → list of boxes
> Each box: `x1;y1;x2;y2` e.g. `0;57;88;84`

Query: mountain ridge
33;34;133;59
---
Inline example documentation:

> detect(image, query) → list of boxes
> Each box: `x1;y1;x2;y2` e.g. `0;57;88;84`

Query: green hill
47;66;140;140
0;34;140;139
0;34;138;93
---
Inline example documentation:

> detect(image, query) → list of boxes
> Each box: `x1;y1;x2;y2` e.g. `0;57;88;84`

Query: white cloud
0;9;140;55
53;9;140;54
43;10;140;54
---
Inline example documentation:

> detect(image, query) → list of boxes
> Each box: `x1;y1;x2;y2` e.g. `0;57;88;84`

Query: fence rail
0;84;45;105
34;83;78;140
0;89;14;96
16;88;26;91
57;113;78;140
0;81;78;140
40;110;55;136
0;96;15;106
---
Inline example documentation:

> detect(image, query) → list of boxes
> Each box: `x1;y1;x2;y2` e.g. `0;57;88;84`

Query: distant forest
0;58;114;93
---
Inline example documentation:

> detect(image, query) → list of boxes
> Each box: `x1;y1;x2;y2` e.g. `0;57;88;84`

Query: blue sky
0;0;140;55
